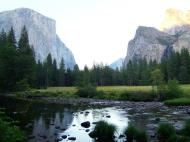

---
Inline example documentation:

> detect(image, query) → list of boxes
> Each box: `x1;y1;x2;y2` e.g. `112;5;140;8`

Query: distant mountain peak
110;58;124;70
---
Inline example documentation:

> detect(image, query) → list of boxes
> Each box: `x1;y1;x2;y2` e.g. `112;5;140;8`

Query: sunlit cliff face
160;8;190;31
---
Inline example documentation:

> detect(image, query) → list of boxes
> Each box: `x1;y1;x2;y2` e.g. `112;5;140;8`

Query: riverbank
12;85;190;106
8;94;190;114
2;95;190;142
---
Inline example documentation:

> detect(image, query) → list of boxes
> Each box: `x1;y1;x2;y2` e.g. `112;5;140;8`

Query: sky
0;0;190;68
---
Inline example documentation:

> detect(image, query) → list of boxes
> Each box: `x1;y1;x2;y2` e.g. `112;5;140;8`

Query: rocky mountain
0;8;76;69
109;58;124;70
124;9;190;67
124;26;176;65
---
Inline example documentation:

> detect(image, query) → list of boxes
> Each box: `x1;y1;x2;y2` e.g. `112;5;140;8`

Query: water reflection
0;97;129;142
61;107;129;142
2;97;190;142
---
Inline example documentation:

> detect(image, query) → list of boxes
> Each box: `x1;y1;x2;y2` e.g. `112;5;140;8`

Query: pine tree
82;65;90;85
46;53;53;86
65;68;73;86
17;26;36;89
179;48;190;83
58;58;65;86
167;51;180;80
0;28;17;91
7;27;16;48
0;29;6;48
52;59;58;86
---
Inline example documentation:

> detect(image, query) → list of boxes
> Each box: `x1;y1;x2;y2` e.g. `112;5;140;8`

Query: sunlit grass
164;98;190;106
25;85;190;103
38;86;152;94
34;86;152;94
97;86;152;94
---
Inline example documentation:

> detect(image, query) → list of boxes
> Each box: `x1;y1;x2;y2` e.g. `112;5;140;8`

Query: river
0;96;190;142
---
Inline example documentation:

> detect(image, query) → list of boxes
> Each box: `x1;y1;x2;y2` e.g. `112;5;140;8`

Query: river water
0;96;190;142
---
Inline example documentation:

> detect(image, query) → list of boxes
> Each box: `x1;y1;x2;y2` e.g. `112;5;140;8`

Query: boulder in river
61;135;67;139
81;121;90;128
68;137;76;141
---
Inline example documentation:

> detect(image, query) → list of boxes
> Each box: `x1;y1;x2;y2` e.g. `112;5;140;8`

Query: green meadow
15;85;190;105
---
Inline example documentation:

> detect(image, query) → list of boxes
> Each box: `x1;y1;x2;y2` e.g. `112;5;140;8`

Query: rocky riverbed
1;96;190;142
25;96;190;141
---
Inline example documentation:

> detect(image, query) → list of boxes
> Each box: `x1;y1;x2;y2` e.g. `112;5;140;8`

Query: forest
1;28;190;92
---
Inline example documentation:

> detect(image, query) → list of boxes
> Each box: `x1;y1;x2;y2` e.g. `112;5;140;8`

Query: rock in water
0;8;76;69
68;137;76;141
81;121;90;128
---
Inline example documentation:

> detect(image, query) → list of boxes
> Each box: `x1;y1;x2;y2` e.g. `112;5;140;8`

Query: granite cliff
124;9;190;66
124;26;176;65
0;8;76;69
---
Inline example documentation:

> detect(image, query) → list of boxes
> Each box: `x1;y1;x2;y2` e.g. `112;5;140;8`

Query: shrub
76;84;97;98
157;123;176;142
135;130;148;142
124;125;137;142
124;125;148;142
167;135;190;142
16;79;30;91
166;79;182;99
0;118;26;142
182;119;190;137
0;109;26;142
89;121;116;142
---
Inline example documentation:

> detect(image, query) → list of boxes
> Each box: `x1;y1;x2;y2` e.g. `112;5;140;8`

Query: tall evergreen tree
0;29;6;48
17;26;36;89
36;60;44;88
167;51;180;80
46;53;53;86
179;48;190;83
82;65;90;85
0;28;17;91
58;58;65;86
52;59;58;86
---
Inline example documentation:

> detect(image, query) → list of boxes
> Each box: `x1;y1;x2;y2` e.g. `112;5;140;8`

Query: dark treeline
1;27;190;92
38;47;190;88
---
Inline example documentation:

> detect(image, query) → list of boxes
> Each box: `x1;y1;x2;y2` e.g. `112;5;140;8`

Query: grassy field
15;85;190;104
165;98;190;106
180;84;190;96
38;86;152;94
38;85;190;95
30;86;154;101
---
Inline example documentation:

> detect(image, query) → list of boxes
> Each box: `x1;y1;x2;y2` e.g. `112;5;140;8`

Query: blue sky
0;0;190;68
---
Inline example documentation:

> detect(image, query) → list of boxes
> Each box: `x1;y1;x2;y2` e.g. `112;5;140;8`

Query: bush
124;125;137;142
166;79;182;99
182;119;190;137
124;125;148;142
0;109;26;142
167;135;190;142
89;121;116;142
157;123;176;142
135;130;148;142
16;79;30;91
0;118;26;142
76;84;97;98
